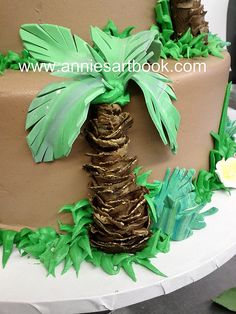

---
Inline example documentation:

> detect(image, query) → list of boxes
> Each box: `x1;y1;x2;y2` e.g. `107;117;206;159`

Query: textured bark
84;104;151;253
170;0;209;38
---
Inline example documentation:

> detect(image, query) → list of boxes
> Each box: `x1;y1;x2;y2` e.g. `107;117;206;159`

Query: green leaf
69;242;87;275
91;27;159;81
61;254;73;275
1;230;17;267
122;259;136;282
103;20;135;38
100;254;120;275
213;288;236;312
20;24;95;68
135;258;167;277
78;235;92;258
26;77;105;162
112;253;130;265
131;70;179;153
24;243;46;258
145;194;158;223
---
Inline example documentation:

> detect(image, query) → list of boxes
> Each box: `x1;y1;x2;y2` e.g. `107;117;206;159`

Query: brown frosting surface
0;52;230;230
0;0;156;53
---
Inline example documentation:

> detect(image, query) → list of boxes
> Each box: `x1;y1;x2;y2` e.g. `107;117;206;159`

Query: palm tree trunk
84;104;151;253
170;0;209;38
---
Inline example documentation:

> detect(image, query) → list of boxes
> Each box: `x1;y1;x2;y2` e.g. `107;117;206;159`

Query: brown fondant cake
0;1;231;232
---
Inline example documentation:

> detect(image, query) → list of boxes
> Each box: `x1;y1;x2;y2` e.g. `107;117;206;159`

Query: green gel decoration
153;0;230;60
19;23;179;162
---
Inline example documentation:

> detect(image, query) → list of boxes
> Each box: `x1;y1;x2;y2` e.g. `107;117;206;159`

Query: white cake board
1;190;236;314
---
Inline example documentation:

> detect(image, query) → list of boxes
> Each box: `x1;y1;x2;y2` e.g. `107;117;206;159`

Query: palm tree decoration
20;24;180;253
170;0;209;38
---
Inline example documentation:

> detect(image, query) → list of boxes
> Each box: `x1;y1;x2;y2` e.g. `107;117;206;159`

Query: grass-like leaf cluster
135;167;218;241
154;0;229;60
0;49;36;75
0;199;170;281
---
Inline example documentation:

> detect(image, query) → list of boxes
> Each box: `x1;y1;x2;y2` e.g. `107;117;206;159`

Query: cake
0;0;234;279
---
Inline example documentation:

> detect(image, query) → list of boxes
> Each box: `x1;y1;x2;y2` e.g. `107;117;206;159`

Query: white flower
216;157;236;188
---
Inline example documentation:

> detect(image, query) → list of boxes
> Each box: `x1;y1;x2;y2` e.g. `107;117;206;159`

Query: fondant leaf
91;27;159;81
26;77;106;162
102;20;161;63
20;24;95;68
131;70;179;153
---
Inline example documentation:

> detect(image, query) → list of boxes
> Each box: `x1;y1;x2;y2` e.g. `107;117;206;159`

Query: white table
1;190;236;314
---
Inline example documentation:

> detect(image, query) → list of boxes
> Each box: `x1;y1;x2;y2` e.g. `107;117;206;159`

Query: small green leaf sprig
0;49;37;75
135;167;218;241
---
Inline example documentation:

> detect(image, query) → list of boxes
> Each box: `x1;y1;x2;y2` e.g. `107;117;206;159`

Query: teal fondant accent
150;168;218;241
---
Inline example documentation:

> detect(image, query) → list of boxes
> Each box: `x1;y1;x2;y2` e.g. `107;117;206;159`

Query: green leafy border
0;198;170;282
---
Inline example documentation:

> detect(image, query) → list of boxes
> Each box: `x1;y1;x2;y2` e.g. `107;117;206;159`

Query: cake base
0;52;230;229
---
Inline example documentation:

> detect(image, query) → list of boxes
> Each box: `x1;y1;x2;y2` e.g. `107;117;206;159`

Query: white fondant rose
216;157;236;188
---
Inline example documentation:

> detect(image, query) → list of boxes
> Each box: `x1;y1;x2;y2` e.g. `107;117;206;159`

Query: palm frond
20;24;95;68
90;27;160;81
131;70;180;153
26;77;106;162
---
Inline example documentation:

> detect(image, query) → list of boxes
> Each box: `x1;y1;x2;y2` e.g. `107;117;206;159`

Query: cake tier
0;52;230;230
0;0;156;53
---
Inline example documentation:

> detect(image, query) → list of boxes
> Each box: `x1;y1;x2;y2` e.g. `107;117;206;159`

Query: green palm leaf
20;24;95;68
131;70;180;152
26;77;106;162
91;27;160;81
